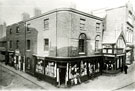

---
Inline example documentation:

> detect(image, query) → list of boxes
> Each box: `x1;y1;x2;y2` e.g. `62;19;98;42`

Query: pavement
0;61;135;91
0;62;57;90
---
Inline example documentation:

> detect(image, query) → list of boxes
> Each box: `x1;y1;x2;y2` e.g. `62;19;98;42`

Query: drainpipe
56;9;58;57
24;21;26;72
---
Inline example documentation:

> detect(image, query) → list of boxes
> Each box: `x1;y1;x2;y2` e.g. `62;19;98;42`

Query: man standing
124;65;128;74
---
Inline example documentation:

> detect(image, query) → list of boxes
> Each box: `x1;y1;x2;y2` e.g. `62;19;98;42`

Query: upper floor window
79;33;87;54
80;18;86;31
9;40;12;48
95;35;100;52
16;26;19;33
16;40;19;49
96;23;100;32
44;39;49;51
27;40;30;50
10;28;12;34
27;24;31;32
44;19;49;30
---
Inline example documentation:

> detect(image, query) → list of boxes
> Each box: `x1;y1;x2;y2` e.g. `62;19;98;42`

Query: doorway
59;67;66;85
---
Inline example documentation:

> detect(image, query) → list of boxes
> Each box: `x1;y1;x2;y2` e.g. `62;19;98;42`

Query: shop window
9;40;12;48
95;35;100;52
88;63;95;75
16;40;19;49
45;61;56;78
79;33;87;54
95;62;100;73
16;26;19;33
69;62;81;84
44;19;49;30
26;57;31;70
44;39;49;51
36;59;44;74
27;40;30;50
80;61;87;76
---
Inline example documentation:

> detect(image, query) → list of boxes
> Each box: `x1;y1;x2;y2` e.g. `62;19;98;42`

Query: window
10;28;12;34
80;18;86;31
96;23;100;32
9;40;12;48
44;39;49;51
44;19;49;30
16;40;19;49
95;35;100;52
27;40;30;50
36;59;44;74
26;57;31;69
27;24;30;32
79;33;87;53
16;26;19;33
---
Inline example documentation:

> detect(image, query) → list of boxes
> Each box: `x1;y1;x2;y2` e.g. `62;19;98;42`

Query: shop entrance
59;66;66;85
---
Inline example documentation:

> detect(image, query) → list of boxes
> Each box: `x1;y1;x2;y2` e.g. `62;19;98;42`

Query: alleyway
0;61;135;91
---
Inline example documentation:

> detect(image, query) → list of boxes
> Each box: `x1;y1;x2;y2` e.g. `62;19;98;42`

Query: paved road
0;62;135;91
0;65;43;90
115;82;135;91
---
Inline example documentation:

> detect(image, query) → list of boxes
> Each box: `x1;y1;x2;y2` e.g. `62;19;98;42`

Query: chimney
22;12;30;20
34;8;41;17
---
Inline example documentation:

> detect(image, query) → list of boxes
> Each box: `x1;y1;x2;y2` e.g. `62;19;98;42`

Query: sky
0;0;134;25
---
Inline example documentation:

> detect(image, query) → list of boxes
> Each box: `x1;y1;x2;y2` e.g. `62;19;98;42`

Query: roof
102;30;126;44
7;8;103;27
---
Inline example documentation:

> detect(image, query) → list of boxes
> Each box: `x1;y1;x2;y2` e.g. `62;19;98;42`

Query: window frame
16;40;19;49
16;26;19;33
9;28;12;34
44;18;49;30
44;38;49;51
27;24;31;32
9;40;12;49
96;23;100;32
27;40;31;50
78;33;87;54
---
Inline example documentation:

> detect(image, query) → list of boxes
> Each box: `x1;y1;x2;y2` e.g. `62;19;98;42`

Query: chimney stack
22;12;30;21
34;8;41;17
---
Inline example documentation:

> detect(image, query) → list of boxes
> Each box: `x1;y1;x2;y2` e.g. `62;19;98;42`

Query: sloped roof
102;30;126;44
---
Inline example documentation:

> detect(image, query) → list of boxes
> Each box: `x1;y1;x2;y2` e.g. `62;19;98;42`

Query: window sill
79;52;85;55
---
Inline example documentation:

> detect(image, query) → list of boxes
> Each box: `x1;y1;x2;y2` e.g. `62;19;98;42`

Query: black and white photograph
0;0;135;91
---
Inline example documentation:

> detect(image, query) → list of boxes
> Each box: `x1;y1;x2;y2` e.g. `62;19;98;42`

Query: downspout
24;21;26;72
56;9;58;57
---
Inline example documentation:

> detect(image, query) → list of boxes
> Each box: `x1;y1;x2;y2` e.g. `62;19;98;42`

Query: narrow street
0;65;43;90
0;62;135;91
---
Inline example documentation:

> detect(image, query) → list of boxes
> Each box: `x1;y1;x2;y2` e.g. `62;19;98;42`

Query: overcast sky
0;0;134;25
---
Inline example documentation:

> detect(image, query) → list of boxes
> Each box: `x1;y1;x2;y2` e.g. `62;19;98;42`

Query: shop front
126;43;134;64
34;56;102;87
6;51;15;66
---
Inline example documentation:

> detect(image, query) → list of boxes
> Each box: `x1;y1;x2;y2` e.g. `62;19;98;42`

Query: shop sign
103;44;112;48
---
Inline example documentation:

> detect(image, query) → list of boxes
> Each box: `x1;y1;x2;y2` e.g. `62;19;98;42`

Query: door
59;67;66;85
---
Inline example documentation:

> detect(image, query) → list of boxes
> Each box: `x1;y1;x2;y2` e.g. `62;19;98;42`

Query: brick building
0;22;6;61
6;8;103;74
